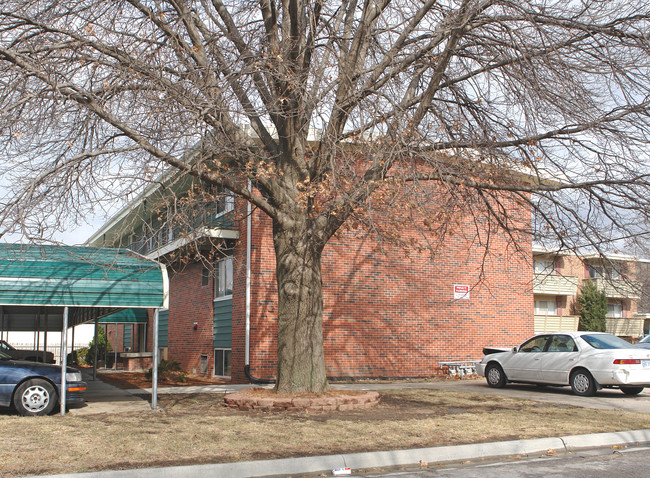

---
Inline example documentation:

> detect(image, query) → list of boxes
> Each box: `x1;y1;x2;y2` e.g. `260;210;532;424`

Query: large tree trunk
273;218;328;393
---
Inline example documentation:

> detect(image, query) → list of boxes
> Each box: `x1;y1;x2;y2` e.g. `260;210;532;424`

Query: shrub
145;359;182;380
84;327;112;366
69;347;89;365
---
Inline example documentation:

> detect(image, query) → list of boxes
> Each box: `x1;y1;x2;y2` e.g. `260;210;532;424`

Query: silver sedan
476;332;650;396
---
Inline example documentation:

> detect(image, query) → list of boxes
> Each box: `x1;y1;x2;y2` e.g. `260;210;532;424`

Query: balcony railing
606;317;644;337
582;278;641;300
534;315;579;333
533;273;579;296
126;209;237;257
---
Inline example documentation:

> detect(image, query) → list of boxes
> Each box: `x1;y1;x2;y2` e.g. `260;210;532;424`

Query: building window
589;265;604;278
589;264;621;280
607;303;623;318
534;296;557;316
123;324;132;351
214;348;232;377
201;267;210;287
215;256;233;299
216;190;235;217
534;259;555;274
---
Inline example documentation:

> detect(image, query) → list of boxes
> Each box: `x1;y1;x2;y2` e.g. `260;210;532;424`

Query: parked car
0;350;86;415
635;335;650;349
476;332;650;396
0;339;55;363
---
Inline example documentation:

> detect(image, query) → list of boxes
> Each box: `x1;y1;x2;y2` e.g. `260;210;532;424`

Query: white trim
213;295;233;303
160;264;170;309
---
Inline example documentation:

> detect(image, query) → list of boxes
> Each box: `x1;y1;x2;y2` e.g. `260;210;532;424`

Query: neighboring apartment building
533;246;645;338
88;172;535;382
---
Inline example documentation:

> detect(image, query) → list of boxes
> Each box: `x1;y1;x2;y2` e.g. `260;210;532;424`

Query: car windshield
639;335;650;344
0;350;10;360
581;333;634;349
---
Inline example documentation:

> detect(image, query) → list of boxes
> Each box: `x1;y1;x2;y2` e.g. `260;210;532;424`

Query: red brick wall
104;323;124;354
232;195;534;382
163;263;215;374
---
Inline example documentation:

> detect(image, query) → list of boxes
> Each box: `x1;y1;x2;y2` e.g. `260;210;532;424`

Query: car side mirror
512;346;518;353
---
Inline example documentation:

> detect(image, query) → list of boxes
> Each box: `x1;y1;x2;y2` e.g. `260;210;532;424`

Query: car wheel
620;386;644;396
570;369;596;396
13;379;57;416
485;363;507;388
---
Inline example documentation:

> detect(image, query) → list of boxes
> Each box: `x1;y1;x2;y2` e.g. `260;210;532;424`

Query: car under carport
0;243;169;415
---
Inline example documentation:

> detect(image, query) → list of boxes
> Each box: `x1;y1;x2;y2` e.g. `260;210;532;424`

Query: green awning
0;244;168;330
99;308;149;324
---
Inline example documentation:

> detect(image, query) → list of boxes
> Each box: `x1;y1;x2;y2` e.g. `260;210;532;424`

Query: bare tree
1;0;650;392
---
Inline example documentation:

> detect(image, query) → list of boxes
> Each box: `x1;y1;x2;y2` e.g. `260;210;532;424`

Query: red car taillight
613;359;641;365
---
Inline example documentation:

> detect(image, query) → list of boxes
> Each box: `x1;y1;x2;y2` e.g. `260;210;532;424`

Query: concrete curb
27;429;650;478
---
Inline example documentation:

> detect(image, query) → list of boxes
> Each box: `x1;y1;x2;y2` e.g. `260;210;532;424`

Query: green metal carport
0;244;169;415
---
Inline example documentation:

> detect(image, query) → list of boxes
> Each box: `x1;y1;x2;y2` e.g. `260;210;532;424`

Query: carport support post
152;308;159;409
93;317;98;381
114;323;117;369
60;307;69;416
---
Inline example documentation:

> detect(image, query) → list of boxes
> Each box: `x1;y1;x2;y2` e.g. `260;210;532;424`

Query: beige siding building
533;247;645;338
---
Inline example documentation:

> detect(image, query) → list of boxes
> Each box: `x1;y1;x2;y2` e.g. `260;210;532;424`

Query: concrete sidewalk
27;429;650;478
67;370;151;415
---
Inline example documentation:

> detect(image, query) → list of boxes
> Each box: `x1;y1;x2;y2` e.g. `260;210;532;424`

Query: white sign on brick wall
454;284;470;300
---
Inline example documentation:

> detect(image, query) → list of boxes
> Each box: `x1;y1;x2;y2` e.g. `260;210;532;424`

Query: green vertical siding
213;298;232;348
158;309;168;348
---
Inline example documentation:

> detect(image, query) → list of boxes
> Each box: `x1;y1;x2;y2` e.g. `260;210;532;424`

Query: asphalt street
352;444;650;478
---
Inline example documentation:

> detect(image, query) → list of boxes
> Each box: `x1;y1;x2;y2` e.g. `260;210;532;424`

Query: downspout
244;179;275;384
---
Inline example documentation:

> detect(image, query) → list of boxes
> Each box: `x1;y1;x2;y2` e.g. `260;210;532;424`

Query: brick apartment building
533;246;647;338
89;177;535;381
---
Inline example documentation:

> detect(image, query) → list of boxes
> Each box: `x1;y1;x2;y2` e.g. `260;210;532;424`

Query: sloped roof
99;308;149;324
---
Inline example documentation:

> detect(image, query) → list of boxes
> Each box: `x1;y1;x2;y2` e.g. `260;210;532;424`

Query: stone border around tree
224;390;380;412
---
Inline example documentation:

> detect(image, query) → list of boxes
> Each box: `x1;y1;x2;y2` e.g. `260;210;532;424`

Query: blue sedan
0;351;86;415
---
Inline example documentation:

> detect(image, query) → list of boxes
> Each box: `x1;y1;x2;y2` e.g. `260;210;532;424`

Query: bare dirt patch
224;387;379;411
94;369;230;389
2;388;650;477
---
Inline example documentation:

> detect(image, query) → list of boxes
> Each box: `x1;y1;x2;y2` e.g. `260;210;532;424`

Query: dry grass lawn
2;389;650;477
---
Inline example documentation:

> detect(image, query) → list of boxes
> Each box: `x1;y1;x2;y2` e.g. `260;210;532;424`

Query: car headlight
66;372;82;382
